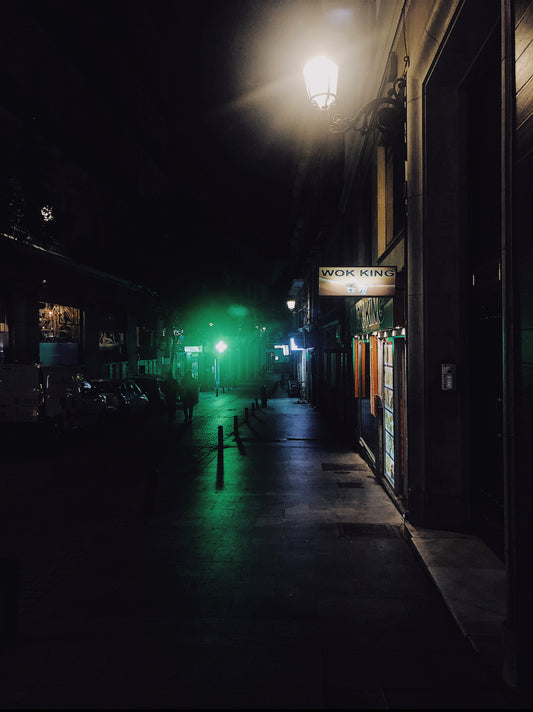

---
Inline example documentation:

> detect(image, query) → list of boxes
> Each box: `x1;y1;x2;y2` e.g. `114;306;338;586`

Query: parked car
89;378;149;423
130;375;167;413
0;363;107;435
42;367;108;433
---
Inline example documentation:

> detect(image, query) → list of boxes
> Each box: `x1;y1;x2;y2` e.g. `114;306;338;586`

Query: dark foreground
0;381;529;709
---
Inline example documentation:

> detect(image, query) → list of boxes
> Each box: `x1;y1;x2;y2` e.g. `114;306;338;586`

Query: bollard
245;407;249;422
234;414;239;434
216;388;219;397
144;467;159;516
217;425;224;483
251;401;255;416
255;398;259;408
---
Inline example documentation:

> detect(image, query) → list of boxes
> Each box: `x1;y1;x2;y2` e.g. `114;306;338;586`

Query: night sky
5;1;357;303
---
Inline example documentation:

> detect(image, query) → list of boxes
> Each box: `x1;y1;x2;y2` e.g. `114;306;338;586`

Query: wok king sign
319;266;396;297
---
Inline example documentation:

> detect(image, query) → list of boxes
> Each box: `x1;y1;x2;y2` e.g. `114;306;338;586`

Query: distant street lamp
214;339;228;389
287;300;296;311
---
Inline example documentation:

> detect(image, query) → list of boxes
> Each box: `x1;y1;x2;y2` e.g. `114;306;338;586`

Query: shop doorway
358;339;378;464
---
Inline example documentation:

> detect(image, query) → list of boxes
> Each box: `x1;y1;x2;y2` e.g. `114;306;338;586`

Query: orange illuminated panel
361;342;366;398
370;336;378;416
353;338;358;397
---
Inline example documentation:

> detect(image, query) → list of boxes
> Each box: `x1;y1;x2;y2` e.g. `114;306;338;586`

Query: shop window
99;331;123;347
377;145;390;255
39;303;80;343
383;339;395;486
0;319;9;363
376;142;406;256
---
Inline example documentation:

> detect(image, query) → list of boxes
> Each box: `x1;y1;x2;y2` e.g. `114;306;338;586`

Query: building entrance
465;21;504;559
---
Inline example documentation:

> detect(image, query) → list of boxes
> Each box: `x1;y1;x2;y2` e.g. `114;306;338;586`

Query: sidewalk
239;377;508;676
0;384;526;708
202;389;513;699
403;520;506;676
262;378;509;679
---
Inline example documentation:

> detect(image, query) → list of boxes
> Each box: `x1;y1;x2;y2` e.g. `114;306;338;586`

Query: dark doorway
464;22;504;558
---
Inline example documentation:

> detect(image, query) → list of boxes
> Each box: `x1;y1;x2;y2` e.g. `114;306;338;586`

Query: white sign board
319;266;396;296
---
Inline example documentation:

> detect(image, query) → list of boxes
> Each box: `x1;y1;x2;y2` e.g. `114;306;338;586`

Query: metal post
245;407;249;422
251;401;255;416
234;414;239;434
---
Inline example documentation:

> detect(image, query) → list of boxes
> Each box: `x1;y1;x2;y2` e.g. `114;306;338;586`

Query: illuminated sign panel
184;346;203;353
290;334;305;351
319;267;396;297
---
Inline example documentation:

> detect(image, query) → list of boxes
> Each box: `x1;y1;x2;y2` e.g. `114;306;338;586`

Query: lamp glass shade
287;300;296;311
303;56;338;110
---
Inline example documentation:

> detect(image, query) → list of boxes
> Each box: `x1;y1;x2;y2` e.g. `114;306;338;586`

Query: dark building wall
515;0;533;481
406;0;502;534
506;0;533;691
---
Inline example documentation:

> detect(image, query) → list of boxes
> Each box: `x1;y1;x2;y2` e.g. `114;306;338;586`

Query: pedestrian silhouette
162;371;180;424
181;371;198;424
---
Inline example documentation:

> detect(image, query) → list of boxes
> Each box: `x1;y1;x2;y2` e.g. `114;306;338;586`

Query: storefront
289;331;306;399
184;345;202;382
39;301;82;366
351;296;406;500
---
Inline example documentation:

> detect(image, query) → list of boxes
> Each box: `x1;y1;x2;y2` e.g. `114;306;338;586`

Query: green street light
214;339;228;390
